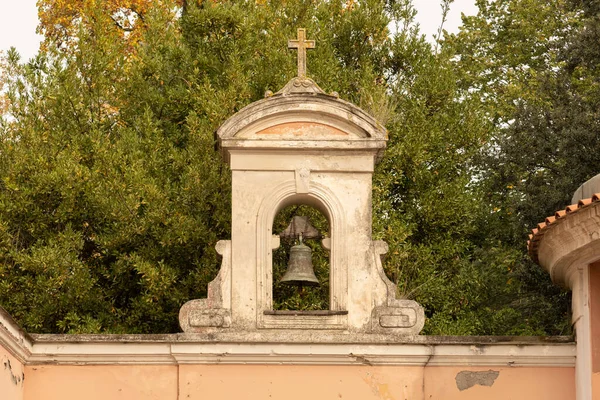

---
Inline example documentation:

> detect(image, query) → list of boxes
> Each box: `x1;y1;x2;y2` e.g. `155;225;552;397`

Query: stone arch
255;179;348;329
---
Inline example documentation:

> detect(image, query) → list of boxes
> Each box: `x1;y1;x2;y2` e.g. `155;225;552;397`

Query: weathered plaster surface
257;121;348;136
0;306;29;400
536;203;600;287
534;205;600;400
0;307;32;363
23;365;178;400
179;365;424;400
1;348;24;400
591;263;600;374
17;364;575;400
425;366;574;400
455;370;499;391
592;263;600;399
0;303;580;398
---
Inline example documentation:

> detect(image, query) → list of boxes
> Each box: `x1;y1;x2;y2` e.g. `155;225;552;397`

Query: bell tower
179;29;424;335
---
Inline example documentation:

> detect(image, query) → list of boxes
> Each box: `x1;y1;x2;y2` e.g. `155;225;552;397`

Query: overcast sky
0;0;477;62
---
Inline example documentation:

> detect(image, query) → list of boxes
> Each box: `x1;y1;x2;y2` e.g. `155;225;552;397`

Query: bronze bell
280;235;319;286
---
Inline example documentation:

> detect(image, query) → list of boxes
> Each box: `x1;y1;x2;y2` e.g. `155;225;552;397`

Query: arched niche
271;203;330;311
256;180;348;330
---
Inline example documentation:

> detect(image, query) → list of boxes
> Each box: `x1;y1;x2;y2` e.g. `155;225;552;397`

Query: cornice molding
1;306;576;368
26;339;576;367
0;308;33;364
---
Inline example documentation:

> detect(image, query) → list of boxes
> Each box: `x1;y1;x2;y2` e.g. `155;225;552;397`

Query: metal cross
288;28;315;78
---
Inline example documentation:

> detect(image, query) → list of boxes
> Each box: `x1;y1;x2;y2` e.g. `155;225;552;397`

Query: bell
280;236;319;287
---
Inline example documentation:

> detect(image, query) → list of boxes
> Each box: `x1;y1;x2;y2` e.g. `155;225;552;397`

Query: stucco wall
23;365;178;400
20;364;574;400
424;366;574;400
592;264;600;399
1;345;24;400
591;263;600;374
181;365;574;400
180;365;423;399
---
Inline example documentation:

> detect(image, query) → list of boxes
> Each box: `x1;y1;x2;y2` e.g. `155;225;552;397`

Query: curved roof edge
528;193;600;286
216;77;388;142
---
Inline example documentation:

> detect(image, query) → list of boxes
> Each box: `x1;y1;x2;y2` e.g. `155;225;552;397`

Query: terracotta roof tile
566;204;579;213
578;198;592;207
528;195;600;263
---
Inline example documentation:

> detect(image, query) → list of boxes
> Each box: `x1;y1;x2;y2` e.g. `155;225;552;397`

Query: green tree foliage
371;40;535;335
0;4;229;333
0;0;578;335
496;0;600;229
444;0;600;336
445;0;578;124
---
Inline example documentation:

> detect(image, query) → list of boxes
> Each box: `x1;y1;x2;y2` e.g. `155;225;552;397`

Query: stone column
568;264;593;400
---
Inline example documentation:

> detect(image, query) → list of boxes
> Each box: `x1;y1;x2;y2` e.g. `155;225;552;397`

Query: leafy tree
445;0;578;125
371;37;541;334
1;4;229;333
0;52;8;115
497;0;600;228
442;0;600;336
37;0;182;51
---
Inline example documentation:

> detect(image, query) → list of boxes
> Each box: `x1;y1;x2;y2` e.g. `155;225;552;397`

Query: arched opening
256;183;348;328
272;204;330;310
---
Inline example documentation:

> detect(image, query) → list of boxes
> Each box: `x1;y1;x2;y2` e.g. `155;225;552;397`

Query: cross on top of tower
288;28;315;78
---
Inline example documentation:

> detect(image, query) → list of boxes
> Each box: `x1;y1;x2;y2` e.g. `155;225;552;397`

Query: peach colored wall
179;365;424;399
23;365;178;400
21;364;575;400
591;263;600;373
424;366;574;400
0;346;24;400
591;264;600;400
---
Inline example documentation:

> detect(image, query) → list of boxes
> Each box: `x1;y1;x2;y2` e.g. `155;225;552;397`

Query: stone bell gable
179;29;424;336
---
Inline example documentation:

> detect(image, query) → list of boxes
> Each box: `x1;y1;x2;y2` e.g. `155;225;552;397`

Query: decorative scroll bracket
179;240;232;332
369;240;425;335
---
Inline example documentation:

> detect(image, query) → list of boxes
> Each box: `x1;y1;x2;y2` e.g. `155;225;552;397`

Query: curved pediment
216;78;387;159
